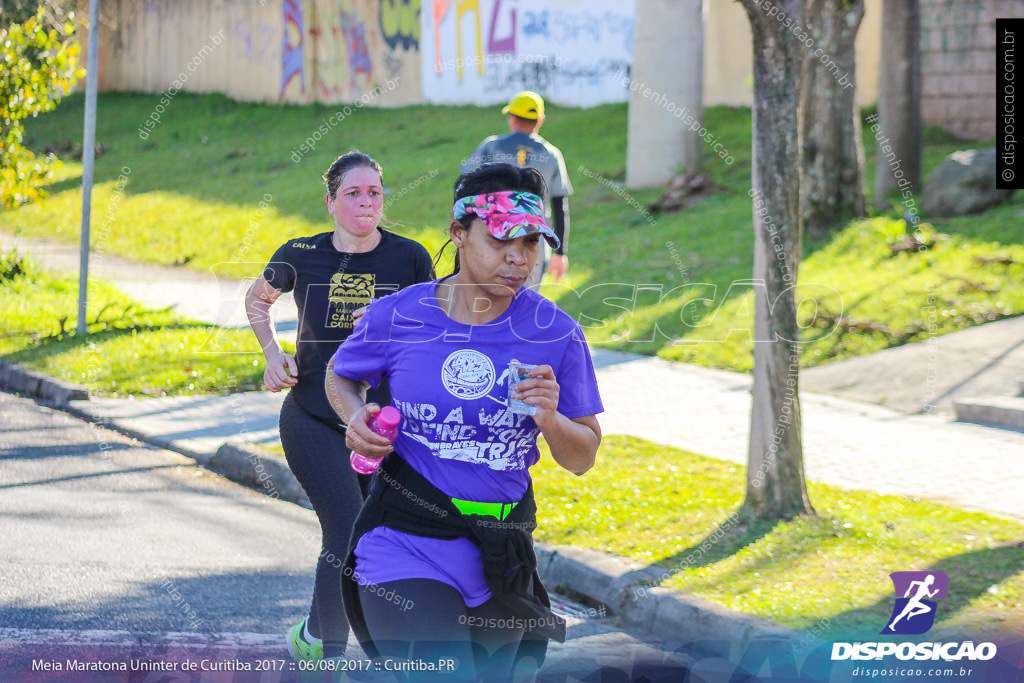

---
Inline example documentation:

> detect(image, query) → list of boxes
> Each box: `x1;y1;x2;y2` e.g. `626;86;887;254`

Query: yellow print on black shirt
327;272;374;329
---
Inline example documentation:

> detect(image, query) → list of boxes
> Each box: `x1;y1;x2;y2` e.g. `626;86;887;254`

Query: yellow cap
501;91;545;120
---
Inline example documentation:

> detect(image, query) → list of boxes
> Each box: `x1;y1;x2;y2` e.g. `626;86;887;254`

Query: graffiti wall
94;0;292;102
91;0;422;106
295;0;422;104
88;0;896;113
420;0;635;108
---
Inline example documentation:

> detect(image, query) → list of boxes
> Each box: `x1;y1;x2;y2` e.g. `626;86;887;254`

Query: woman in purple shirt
326;163;603;680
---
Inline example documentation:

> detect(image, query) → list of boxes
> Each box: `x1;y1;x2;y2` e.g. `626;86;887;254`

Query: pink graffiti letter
433;0;451;74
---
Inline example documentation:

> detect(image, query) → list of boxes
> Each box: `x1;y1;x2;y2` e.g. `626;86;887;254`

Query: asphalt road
0;392;695;682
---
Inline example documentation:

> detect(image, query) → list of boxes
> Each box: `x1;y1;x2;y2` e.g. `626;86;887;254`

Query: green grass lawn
533;436;1024;641
4;92;1021;374
0;250;276;396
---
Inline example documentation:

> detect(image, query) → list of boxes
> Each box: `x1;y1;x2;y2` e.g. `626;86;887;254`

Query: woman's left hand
511;364;560;428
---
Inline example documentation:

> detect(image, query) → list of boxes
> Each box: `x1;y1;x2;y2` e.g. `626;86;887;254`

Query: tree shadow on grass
805;271;919;359
818;543;1024;642
626;511;787;587
4;320;211;366
38;174;84;196
2;320;234;393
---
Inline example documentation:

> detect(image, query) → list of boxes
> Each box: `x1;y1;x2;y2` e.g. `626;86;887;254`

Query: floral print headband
452;191;560;249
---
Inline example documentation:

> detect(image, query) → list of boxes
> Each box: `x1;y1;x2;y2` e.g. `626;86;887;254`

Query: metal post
77;0;101;336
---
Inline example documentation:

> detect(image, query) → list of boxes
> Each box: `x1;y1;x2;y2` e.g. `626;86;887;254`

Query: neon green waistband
450;497;518;520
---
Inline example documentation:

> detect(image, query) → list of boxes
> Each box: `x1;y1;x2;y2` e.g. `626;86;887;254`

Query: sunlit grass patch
0;252;280;396
533;435;1024;641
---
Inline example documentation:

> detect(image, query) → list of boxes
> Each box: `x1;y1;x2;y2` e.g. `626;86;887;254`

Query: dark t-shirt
263;229;434;425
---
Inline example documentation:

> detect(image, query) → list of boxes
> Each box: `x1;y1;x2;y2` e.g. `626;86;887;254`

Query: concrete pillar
626;0;704;189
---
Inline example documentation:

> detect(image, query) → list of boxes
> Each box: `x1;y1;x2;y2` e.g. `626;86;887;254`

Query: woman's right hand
345;403;394;457
263;351;298;391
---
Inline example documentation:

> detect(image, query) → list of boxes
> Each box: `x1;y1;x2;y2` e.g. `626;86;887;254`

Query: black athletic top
263;229;434;425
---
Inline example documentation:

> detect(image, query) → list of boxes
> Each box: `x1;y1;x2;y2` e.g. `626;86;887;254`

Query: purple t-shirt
333;279;603;605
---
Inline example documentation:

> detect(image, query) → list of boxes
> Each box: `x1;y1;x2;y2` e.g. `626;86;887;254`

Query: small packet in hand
507;361;538;415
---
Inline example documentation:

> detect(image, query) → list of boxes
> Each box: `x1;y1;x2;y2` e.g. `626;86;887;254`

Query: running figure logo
881;571;949;635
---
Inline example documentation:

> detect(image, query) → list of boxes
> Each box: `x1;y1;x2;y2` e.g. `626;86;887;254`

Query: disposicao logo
831;570;998;663
881;570;948;635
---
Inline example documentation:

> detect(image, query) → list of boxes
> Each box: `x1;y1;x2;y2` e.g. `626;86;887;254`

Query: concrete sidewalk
0;232;299;338
67;349;1024;521
594;353;1024;521
802;314;1024;416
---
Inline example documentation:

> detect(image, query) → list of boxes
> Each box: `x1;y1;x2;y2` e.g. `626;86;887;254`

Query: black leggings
280;393;370;658
358;579;530;682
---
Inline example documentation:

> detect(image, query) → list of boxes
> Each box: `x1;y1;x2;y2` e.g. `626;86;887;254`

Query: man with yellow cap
460;90;573;284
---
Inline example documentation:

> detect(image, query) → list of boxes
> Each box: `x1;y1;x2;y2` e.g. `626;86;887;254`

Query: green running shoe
287;619;323;662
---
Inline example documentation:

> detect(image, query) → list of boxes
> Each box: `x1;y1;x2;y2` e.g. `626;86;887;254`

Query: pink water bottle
350;406;402;474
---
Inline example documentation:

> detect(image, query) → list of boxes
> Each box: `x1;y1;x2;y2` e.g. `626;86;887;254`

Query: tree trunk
875;0;921;203
801;0;866;238
738;0;814;520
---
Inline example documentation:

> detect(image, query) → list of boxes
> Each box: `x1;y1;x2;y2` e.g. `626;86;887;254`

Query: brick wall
921;0;1024;140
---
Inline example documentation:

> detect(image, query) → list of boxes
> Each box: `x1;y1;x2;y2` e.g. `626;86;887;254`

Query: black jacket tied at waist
341;452;566;663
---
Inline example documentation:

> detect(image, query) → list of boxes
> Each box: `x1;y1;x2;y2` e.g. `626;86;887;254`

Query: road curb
954;395;1024;431
0;359;89;406
208;442;311;509
535;544;823;661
